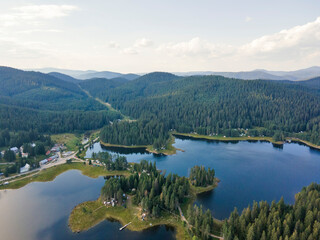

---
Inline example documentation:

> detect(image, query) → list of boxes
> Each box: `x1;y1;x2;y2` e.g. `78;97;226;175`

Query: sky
0;0;320;73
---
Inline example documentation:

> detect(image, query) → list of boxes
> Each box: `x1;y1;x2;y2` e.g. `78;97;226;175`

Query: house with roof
20;163;30;173
10;147;19;154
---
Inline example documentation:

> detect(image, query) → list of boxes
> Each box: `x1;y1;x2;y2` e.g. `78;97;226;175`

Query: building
10;147;19;154
20;163;30;173
22;152;29;158
40;159;48;165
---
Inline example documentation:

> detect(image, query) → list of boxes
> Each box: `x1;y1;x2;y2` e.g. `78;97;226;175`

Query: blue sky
0;0;319;73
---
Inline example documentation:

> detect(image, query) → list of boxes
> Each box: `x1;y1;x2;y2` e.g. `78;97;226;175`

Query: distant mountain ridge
30;66;320;81
31;67;140;81
173;66;320;81
48;72;81;84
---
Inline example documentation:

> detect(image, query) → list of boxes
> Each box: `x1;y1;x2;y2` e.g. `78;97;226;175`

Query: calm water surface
0;170;175;240
1;137;320;240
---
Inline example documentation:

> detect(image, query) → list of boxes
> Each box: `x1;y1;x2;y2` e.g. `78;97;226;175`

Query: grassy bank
173;132;320;150
69;199;191;240
173;132;286;145
100;136;181;156
289;138;320;150
190;178;220;195
0;163;129;190
69;182;219;239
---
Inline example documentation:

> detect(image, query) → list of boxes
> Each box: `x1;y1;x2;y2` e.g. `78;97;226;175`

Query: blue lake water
1;137;320;240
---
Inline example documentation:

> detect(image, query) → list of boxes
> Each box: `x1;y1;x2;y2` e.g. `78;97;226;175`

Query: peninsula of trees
69;161;218;239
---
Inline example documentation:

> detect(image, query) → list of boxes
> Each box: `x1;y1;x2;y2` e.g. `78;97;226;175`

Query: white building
10;147;19;154
20;163;30;173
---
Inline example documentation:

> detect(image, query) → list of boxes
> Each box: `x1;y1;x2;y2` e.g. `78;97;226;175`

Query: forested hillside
78;77;128;100
0;67;121;134
97;73;320;146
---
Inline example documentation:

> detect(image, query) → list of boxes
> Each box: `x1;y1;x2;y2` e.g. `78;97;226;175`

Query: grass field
51;133;82;151
69;199;191;240
0;162;129;190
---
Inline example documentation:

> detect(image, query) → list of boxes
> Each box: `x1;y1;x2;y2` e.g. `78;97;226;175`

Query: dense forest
0;67;121;134
100;119;169;148
186;204;217;240
101;160;190;216
0;128;52;149
3;67;320;146
189;166;215;187
78;77;128;100
223;183;320;240
91;73;320;146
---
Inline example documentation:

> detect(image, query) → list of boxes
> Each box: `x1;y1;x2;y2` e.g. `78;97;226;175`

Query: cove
86;137;320;219
0;170;175;240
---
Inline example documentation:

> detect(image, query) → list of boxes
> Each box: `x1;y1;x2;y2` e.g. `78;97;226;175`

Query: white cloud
0;36;57;59
119;38;153;54
245;16;252;22
17;29;62;34
157;37;235;58
121;47;139;55
157;17;320;64
134;38;153;48
108;41;120;48
0;5;79;27
240;17;320;58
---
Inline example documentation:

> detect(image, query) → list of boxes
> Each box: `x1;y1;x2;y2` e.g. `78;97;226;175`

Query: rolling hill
0;66;121;133
96;72;320;146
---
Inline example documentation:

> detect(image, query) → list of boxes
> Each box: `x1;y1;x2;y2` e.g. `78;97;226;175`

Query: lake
1;137;320;240
86;137;320;219
0;170;175;240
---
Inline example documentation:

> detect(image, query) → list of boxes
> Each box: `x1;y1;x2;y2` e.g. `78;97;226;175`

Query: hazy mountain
259;66;320;80
29;67;97;78
32;68;140;81
174;66;320;81
48;72;81;84
77;71;140;81
296;76;320;90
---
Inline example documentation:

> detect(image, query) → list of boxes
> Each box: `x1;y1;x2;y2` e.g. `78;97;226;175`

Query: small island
68;159;221;240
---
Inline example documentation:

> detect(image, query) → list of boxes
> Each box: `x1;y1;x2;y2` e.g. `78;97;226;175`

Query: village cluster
0;143;71;179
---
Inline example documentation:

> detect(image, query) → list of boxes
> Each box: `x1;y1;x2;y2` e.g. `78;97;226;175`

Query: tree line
91;73;320;146
92;152;128;171
100;119;169;148
189;165;215;187
223;183;320;240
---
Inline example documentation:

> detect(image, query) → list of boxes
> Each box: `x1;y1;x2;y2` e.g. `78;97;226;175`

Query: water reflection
0;170;175;240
